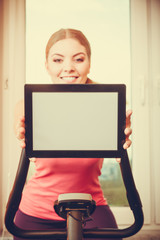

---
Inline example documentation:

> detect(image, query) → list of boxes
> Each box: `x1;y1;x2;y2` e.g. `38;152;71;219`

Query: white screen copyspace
32;92;118;151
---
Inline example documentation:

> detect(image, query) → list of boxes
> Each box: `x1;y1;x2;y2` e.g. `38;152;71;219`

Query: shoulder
86;78;98;84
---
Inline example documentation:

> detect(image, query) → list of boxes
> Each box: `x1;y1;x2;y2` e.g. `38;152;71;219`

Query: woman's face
46;38;90;84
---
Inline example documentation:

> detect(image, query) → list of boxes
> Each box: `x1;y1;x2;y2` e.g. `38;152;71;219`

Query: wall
0;0;25;232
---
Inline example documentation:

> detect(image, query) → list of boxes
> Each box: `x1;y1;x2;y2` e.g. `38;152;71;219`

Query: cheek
47;63;61;76
78;63;90;76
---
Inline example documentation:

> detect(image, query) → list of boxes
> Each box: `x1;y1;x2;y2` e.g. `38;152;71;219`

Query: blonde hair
45;28;91;61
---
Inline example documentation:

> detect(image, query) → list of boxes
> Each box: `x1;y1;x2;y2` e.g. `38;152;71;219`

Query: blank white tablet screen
32;92;118;151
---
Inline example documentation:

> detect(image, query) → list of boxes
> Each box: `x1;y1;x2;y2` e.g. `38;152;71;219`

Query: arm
14;99;26;148
123;109;132;149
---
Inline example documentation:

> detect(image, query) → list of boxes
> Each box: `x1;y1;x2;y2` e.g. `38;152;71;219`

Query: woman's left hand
116;109;132;163
123;109;132;149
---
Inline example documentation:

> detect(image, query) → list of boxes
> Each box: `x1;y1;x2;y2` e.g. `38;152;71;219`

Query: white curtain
0;0;25;233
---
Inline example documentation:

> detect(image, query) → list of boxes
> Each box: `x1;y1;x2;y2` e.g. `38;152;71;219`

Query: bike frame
5;149;144;239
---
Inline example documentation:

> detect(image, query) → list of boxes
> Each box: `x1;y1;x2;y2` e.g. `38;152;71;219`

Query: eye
53;58;63;63
75;58;84;63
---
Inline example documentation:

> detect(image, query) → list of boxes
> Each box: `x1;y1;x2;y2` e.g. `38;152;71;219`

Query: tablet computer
25;84;126;158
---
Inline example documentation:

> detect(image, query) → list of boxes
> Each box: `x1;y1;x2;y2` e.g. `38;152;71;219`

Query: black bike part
83;151;144;238
67;211;83;240
5;149;143;239
54;199;96;220
4;149;67;239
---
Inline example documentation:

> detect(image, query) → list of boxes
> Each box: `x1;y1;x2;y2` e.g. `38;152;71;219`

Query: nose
63;60;75;73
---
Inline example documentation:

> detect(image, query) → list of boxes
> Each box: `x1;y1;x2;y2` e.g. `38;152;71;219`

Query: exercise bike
5;149;144;239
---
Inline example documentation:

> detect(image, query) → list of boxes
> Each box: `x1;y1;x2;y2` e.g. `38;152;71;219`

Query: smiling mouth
60;76;79;82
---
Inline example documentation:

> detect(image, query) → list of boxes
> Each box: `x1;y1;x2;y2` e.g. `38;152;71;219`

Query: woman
14;28;132;240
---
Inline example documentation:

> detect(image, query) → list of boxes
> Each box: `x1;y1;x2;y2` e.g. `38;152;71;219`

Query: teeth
61;77;77;81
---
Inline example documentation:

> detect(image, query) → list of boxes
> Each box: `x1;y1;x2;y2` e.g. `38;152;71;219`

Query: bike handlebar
5;149;143;239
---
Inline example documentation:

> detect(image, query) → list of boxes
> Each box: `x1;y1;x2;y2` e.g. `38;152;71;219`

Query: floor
125;230;160;240
1;230;160;240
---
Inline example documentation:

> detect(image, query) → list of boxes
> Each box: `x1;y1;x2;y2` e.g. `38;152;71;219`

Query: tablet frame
25;84;126;158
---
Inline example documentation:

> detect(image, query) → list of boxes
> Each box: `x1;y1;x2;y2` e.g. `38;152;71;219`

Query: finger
19;122;25;128
16;132;25;140
116;158;121;163
19;126;25;134
123;139;132;149
126;109;132;127
17;116;25;127
124;127;132;137
29;157;36;162
16;121;25;135
126;109;132;118
20;116;25;122
17;127;25;138
20;141;26;148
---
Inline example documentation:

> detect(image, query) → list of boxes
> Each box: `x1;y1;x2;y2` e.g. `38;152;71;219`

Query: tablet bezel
25;84;126;158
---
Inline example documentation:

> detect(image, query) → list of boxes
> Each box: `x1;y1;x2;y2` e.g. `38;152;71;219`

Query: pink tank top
19;158;107;220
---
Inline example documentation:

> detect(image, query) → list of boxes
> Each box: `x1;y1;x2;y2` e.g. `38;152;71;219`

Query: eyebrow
51;52;86;58
51;53;64;57
73;52;86;57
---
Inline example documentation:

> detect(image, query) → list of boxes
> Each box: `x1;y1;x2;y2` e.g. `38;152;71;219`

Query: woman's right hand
16;116;26;148
15;115;36;162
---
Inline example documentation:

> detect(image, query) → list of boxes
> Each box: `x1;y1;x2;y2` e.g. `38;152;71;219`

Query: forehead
49;38;87;56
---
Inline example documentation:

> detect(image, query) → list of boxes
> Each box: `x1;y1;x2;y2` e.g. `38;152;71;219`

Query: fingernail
123;143;128;149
